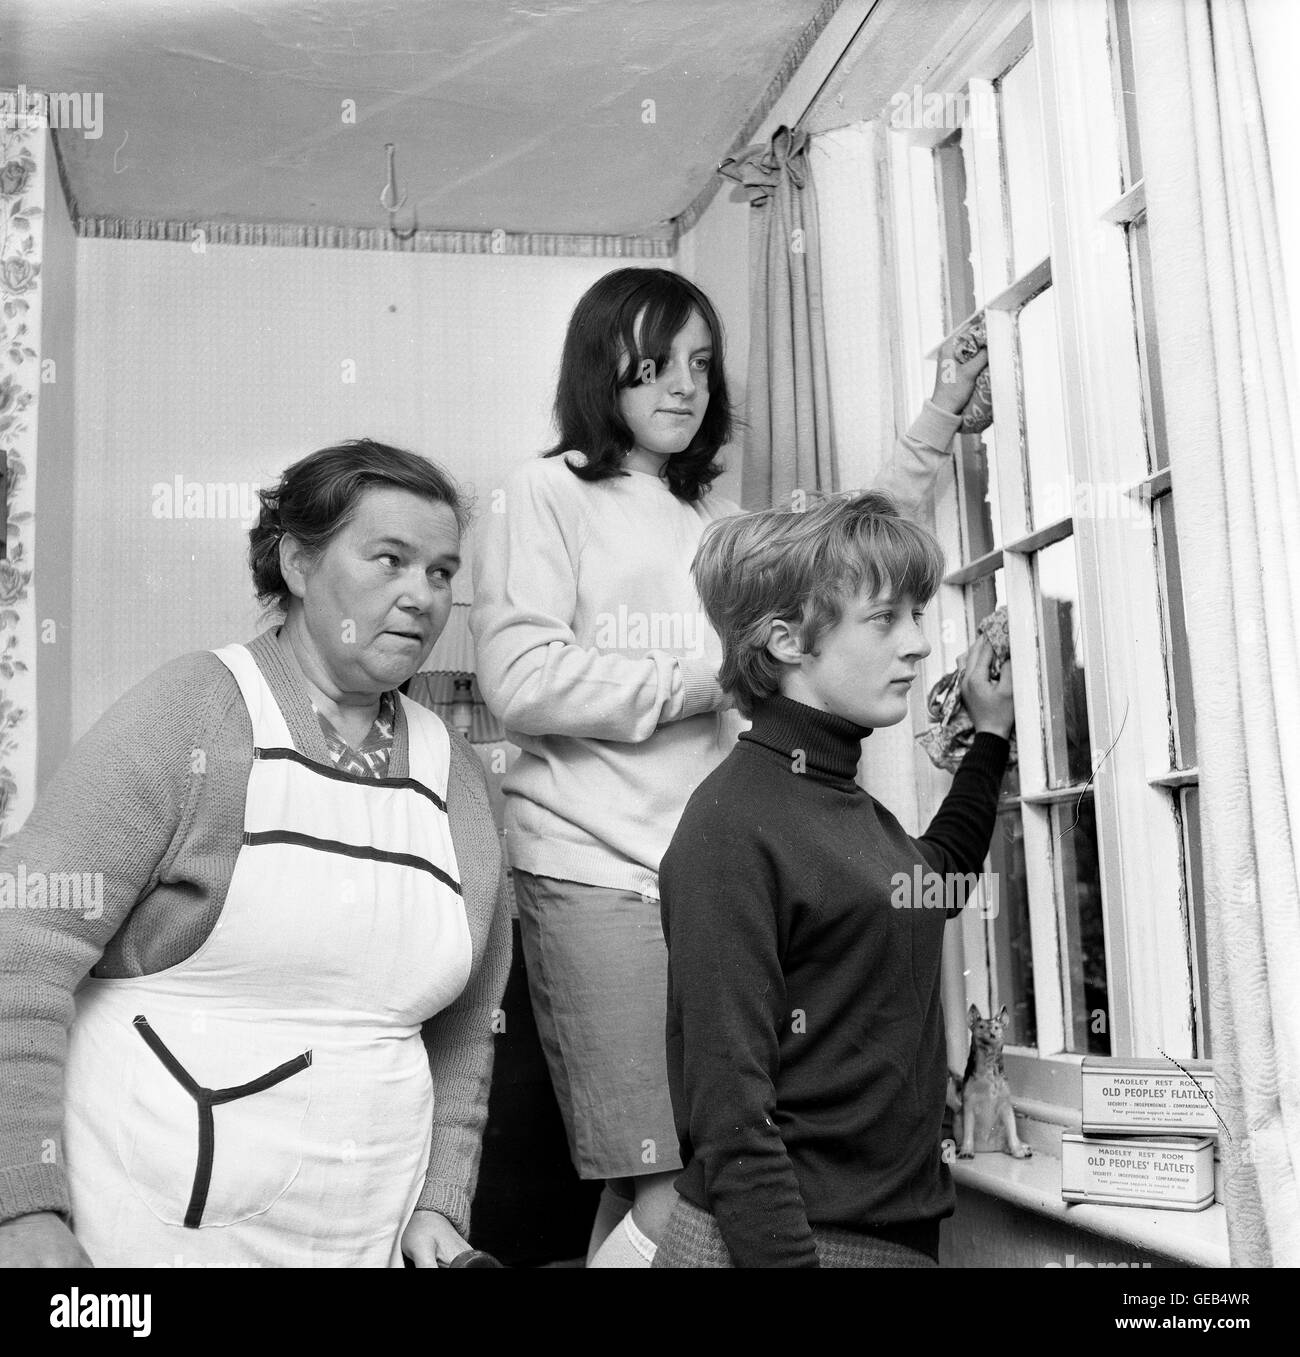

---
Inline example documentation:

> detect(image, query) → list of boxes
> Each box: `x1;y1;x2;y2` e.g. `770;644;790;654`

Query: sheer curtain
810;119;923;830
1131;0;1300;1266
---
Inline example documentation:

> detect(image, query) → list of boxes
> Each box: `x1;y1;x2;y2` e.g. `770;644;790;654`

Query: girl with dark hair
470;267;988;1267
542;266;731;501
0;440;511;1268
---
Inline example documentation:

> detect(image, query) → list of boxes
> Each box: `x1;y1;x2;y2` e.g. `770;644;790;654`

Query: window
1105;0;1208;1056
888;0;1206;1085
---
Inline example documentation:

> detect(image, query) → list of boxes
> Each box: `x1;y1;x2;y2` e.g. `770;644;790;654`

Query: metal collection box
1079;1056;1218;1136
1061;1133;1215;1211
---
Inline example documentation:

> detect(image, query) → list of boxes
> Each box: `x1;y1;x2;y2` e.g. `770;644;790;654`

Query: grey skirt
653;1197;940;1269
512;870;681;1180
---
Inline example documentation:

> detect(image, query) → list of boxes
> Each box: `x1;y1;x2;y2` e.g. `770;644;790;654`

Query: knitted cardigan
0;626;512;1238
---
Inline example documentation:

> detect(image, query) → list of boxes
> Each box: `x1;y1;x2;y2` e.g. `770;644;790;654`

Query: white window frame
884;0;1204;1118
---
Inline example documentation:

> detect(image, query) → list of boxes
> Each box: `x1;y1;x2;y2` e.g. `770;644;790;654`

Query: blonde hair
692;491;945;716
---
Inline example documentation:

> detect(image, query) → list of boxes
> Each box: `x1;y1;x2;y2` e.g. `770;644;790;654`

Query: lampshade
423;602;476;674
404;671;505;744
407;602;509;742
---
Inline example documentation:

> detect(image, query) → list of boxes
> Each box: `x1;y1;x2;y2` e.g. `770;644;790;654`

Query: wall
71;240;637;736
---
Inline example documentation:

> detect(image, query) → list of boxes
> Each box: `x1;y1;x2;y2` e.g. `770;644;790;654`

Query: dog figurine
948;1004;1032;1159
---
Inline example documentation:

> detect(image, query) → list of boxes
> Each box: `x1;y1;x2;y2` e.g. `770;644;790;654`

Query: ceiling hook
380;142;418;241
389;210;419;243
379;143;408;212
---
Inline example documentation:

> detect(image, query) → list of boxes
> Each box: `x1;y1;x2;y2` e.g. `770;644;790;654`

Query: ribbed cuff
961;730;1012;778
677;658;725;719
0;1162;71;1226
415;1178;472;1239
909;400;963;450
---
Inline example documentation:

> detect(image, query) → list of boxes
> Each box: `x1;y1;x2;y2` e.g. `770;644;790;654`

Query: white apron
63;644;473;1267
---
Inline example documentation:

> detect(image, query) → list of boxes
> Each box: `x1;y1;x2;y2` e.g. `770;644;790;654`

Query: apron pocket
115;1017;313;1229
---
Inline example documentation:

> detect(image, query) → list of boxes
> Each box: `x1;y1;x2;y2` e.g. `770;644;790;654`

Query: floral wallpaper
0;124;41;837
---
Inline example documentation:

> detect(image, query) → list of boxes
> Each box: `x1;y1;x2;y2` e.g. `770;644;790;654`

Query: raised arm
870;341;990;518
470;464;726;743
916;637;1014;887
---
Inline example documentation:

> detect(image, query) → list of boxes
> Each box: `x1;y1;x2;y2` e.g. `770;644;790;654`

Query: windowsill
951;1134;1230;1268
946;1055;1230;1265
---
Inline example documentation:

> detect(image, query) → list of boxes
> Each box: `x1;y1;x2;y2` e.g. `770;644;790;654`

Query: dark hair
544;267;732;502
249;438;469;612
692;490;945;716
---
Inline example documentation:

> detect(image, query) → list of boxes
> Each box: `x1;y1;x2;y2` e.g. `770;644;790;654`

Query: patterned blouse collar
313;689;398;780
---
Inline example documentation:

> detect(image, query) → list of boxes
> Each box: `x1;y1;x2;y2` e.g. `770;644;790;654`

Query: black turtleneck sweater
659;694;1010;1268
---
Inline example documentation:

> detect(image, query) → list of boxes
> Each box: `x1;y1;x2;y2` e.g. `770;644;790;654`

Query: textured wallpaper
70;240;628;736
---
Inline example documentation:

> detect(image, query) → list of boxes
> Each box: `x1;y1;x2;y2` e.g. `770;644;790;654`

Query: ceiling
1;0;832;239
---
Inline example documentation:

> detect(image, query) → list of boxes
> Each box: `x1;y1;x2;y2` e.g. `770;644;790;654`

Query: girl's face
617;308;712;475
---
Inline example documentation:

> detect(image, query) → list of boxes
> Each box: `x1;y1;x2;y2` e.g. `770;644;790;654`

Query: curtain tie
718;124;812;205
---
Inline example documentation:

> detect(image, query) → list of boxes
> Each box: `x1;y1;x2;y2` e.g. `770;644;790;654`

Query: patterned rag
952;315;993;432
916;607;1017;773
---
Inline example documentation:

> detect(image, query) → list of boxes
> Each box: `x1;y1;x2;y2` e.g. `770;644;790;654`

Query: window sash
1031;0;1199;1058
893;0;1205;1064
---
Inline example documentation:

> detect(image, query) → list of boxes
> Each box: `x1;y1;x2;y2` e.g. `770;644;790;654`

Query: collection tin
1061;1132;1215;1211
1080;1056;1218;1136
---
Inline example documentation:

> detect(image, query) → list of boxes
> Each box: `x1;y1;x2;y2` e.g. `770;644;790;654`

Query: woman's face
284;486;460;696
617;307;712;475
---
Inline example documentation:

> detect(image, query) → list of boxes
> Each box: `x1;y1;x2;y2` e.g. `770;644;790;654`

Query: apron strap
397;691;453;797
212;643;296;750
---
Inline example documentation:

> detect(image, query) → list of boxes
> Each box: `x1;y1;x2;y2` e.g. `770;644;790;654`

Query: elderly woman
0;439;511;1268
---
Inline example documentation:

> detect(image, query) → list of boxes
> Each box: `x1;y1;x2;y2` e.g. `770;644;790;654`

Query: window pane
989;806;1036;1047
1155;494;1197;766
1019;287;1073;528
1051;795;1109;1054
936;132;1001;561
1110;0;1143;187
956;429;1003;559
1128;217;1169;471
934;133;977;331
1036;535;1093;786
999;52;1051;274
968;569;1001;620
1181;785;1210;1057
967;571;1018;797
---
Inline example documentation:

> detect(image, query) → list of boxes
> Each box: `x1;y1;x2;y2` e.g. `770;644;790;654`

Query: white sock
587;1210;657;1268
586;1183;635;1265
